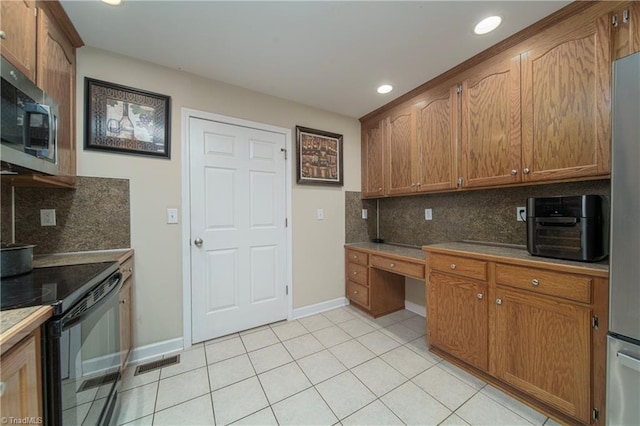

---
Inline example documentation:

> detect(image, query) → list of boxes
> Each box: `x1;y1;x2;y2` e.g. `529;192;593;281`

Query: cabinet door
611;2;640;60
0;0;37;82
119;279;133;372
385;108;417;195
494;287;591;423
415;85;457;192
460;54;522;188
361;119;385;198
428;271;488;370
521;14;611;182
0;335;40;419
37;5;76;179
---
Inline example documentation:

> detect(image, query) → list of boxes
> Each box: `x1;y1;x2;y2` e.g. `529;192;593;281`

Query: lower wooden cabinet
424;247;608;424
494;287;592;423
427;271;488;370
119;254;134;372
0;330;42;420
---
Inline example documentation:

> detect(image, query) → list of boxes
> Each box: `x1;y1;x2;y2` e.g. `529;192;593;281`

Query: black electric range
0;261;119;315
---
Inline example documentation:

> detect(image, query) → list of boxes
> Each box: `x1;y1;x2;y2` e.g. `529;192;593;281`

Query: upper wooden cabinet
385;107;416;195
37;3;77;180
0;0;37;82
460;53;522;188
611;2;640;60
521;13;612;183
361;120;385;198
415;84;457;192
1;0;82;188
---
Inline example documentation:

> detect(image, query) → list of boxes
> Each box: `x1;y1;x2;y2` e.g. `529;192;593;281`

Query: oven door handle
61;271;123;330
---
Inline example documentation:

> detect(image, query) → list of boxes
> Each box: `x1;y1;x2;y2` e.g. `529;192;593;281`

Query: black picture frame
85;77;171;158
295;126;343;186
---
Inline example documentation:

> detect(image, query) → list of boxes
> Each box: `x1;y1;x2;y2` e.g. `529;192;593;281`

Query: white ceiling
60;1;571;118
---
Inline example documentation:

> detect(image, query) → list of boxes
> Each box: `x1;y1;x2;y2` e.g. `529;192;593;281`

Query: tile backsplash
346;180;610;247
7;176;131;254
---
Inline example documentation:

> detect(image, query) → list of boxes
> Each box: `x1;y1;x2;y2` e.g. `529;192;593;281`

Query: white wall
76;47;361;347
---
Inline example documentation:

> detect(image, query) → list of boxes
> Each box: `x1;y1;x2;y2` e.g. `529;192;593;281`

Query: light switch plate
316;209;324;220
425;209;433;221
40;209;56;226
362;209;368;219
167;208;179;224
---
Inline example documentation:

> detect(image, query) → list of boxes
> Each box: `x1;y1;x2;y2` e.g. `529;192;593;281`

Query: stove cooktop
0;262;119;315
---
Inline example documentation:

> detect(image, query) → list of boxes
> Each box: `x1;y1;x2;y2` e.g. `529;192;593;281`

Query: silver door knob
531;279;539;286
477;293;483;300
523;168;530;174
496;298;503;305
511;169;517;175
194;238;203;247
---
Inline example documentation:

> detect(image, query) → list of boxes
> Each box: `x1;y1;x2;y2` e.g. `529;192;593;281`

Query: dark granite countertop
423;241;609;276
345;242;425;261
0;306;52;355
33;248;133;268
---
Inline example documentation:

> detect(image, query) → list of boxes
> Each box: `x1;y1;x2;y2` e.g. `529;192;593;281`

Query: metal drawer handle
618;351;640;373
450;264;456;270
477;293;483;300
389;263;395;268
531;279;539;286
496;298;503;305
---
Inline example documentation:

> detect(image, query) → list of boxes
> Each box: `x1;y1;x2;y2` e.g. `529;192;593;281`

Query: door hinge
456;84;463;95
592;408;599;422
285;218;288;227
286;285;289;295
34;8;38;17
623;9;630;24
280;148;287;160
613;14;619;27
592;315;599;329
457;177;464;187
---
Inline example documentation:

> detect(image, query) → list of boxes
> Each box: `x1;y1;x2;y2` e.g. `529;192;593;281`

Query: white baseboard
405;300;426;318
128;337;184;366
292;297;348;319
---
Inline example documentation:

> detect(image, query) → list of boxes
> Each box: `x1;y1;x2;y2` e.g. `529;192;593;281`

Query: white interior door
189;117;287;343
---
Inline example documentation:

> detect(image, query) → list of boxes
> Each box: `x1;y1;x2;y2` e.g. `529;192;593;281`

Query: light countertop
0;306;52;355
33;248;133;268
345;242;425;261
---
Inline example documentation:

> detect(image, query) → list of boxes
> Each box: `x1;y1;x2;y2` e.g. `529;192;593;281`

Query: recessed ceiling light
474;16;502;35
377;84;393;94
101;0;123;5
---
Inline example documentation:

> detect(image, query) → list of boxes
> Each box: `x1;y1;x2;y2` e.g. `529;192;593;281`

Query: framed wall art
85;78;171;158
295;126;343;186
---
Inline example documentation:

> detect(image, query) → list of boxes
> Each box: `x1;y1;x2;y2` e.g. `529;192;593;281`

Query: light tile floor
115;305;562;426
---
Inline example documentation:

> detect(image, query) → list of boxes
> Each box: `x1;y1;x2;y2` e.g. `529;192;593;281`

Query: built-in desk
344;243;425;317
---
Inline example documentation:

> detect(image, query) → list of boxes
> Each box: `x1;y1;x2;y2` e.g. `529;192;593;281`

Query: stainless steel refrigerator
607;51;640;426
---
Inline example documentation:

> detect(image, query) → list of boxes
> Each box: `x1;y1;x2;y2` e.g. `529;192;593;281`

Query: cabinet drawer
347;281;369;307
370;255;425;279
429;253;487;281
495;264;592;303
346;249;368;266
347;262;368;286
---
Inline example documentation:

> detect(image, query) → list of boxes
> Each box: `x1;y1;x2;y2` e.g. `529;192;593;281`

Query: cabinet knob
531;279;539;286
353;255;358;260
511;169;517;176
353;290;358;295
417;183;421;187
496;298;503;305
0;31;6;40
450;264;456;270
353;271;358;275
378;187;382;191
477;293;484;300
523;168;530;174
389;263;395;268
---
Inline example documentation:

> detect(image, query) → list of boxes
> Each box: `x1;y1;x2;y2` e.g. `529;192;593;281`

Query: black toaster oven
526;195;608;262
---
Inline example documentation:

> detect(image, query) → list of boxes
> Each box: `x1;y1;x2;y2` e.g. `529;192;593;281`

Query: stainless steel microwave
1;56;58;175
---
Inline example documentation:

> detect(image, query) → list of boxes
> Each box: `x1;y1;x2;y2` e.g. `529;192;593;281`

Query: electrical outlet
425;208;433;221
40;209;56;226
517;206;527;222
316;209;324;220
362;209;368;219
167;208;179;224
